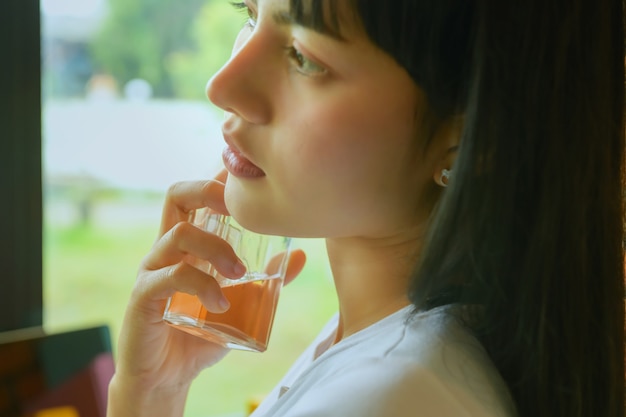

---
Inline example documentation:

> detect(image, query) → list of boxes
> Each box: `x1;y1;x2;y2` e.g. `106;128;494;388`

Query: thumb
283;249;306;287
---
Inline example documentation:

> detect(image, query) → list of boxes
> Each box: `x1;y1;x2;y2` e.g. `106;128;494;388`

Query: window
35;1;338;416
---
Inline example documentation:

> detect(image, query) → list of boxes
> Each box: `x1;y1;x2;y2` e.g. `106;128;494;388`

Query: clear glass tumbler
162;208;291;352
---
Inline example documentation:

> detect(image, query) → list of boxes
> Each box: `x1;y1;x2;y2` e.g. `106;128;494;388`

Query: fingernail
233;260;247;276
218;294;230;311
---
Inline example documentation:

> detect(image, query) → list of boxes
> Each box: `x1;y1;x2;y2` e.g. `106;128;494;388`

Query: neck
325;233;422;342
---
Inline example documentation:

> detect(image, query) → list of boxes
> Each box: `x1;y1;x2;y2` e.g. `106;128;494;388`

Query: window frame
0;0;43;332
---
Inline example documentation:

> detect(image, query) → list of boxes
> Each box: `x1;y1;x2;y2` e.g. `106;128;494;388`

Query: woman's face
206;0;439;239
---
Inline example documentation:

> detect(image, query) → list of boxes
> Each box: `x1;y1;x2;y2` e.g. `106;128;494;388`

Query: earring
440;169;451;187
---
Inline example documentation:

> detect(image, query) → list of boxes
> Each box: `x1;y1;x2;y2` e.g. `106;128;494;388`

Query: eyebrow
247;0;346;41
272;9;344;41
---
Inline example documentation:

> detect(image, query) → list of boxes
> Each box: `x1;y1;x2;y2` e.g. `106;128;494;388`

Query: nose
206;28;273;125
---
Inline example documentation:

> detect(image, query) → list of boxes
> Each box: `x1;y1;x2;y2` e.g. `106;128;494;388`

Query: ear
431;116;463;187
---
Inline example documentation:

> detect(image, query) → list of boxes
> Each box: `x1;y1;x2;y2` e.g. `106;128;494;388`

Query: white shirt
251;305;517;417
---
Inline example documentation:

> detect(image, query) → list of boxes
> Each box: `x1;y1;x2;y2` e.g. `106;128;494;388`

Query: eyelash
229;1;327;77
230;1;256;29
284;46;326;76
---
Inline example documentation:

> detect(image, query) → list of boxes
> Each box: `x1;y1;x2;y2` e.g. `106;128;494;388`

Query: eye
231;1;257;29
287;47;327;76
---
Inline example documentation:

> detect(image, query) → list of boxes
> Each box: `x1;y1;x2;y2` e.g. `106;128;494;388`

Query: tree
90;0;207;97
167;1;244;100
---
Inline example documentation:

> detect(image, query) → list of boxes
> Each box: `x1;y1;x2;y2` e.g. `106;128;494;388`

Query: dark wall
0;0;43;331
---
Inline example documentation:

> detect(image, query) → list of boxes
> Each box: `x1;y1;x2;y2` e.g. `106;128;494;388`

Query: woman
107;0;625;416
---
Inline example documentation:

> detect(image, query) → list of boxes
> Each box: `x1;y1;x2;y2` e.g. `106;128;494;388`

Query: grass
44;201;338;417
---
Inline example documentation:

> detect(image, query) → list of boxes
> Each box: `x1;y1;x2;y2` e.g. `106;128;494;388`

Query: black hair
293;1;625;416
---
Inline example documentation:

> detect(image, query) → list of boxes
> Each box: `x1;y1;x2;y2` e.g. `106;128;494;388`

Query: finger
284;249;306;286
265;249;306;285
138;262;230;313
159;178;229;238
263;249;306;286
143;221;246;279
214;168;228;183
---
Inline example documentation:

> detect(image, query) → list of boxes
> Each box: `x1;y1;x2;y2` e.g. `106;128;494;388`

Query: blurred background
41;1;337;416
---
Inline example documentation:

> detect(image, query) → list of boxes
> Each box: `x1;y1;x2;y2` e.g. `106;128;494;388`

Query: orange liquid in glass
164;276;282;352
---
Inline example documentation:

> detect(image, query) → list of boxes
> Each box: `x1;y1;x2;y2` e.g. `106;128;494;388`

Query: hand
108;170;306;416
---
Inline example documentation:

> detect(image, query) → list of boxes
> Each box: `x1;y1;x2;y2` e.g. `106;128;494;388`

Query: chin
223;176;328;238
224;182;286;236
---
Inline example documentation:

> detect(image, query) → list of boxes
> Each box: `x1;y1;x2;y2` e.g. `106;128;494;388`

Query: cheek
289;92;418;186
271;100;423;235
226;80;429;238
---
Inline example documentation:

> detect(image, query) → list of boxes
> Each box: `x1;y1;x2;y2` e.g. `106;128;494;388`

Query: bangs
288;0;359;40
294;0;475;118
358;0;474;116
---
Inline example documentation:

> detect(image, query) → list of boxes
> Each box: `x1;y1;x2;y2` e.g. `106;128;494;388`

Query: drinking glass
162;208;291;352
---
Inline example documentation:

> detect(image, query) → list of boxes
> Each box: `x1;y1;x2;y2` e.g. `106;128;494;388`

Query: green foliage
89;0;244;99
167;1;245;100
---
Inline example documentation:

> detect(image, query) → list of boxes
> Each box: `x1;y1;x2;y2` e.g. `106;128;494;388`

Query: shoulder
279;359;487;417
389;306;516;415
268;306;517;417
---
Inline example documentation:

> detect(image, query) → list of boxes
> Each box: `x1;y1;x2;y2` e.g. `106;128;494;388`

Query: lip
221;133;266;179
